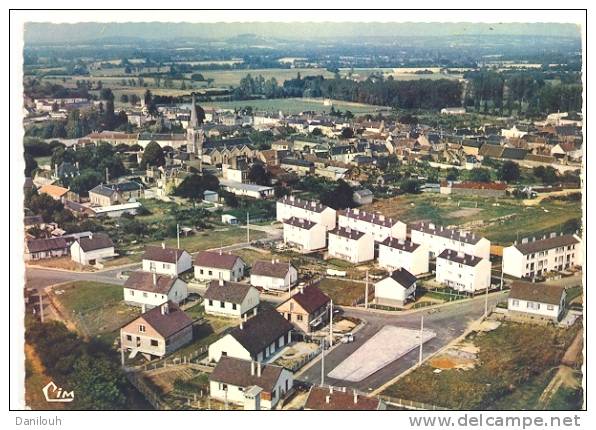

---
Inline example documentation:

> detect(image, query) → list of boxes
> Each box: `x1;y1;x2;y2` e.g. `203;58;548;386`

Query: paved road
25;266;126;290
298;291;508;393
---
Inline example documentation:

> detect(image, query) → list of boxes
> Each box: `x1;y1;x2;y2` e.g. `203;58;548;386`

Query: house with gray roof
194;250;246;282
203;280;259;318
123;271;188;309
250;260;298;291
70;233;115;265
208;308;294;363
209;356;293;410
508;281;568;322
142;243;192;276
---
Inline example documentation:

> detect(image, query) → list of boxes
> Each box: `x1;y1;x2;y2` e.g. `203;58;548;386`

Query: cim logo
42;381;74;403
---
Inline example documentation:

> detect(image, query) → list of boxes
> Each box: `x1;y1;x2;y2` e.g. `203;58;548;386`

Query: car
340;333;354;344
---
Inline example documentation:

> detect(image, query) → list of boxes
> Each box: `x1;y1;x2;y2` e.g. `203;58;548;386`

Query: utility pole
329;300;333;347
365;270;369;309
500;269;504;291
246;212;250;244
418;314;424;366
105;167;109;183
39;290;44;323
321;340;326;386
176;223;180;249
120;343;125;367
484;281;489;317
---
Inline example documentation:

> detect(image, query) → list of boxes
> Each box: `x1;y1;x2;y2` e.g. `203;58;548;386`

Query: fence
378;395;450;411
284;344;323;372
125;370;171;410
132;345;209;372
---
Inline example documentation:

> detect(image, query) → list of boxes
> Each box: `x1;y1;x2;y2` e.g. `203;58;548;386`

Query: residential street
297;291;508;393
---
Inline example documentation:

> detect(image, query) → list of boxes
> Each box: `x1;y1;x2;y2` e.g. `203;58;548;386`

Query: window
126;335;132;341
130;290;134;296
511;299;519;307
200;269;204;275
232;303;237;310
139;325;146;332
208;299;213;306
150;339;158;347
208;270;213;276
220;383;228;390
220;301;225;308
143;292;148;298
297;315;303;321
547;305;554;311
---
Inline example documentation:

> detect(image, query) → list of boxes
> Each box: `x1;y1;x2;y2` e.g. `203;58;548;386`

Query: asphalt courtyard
297;291;508;393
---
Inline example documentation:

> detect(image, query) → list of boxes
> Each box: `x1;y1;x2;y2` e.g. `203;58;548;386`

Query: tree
71;355;127;410
400;179;421;194
340;127;354;139
468;168;492;183
533;165;559;185
140;141;165;169
247;164;271;186
446;167;460;181
174;174;220;203
498;160;521;183
68;170;103;197
24;153;38;176
320;180;356;210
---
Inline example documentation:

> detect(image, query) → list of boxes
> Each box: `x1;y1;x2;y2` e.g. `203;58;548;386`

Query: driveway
297;291;508;392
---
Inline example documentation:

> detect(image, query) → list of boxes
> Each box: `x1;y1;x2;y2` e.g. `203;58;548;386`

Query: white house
374;268;417;307
219;180;275;200
282;217;327;252
194;251;246;282
70;233;115;265
378;237;429;276
501;125;528;139
276;196;337;231
203;280;260;318
338;208;406;243
142;244;193;276
327;227;374;264
507;281;567;322
123;271;188;309
502;234;581;280
209;356;293;410
250;260;298;291
410;221;491;259
208;308;293;363
435;249;492;293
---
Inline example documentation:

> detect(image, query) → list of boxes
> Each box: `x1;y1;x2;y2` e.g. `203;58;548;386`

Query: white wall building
142;244;193;276
194;251;246;282
435;249;492;293
327;227;374;264
410;221;491;260
338;208;406;243
209;357;293;410
507;281;567;322
502;234;581;280
250;260;298;291
378;237;429;276
276;196;337;231
282;217;327;252
207;309;294;363
374;268;417;307
70;233;115;265
203;280;260;318
123;272;188;309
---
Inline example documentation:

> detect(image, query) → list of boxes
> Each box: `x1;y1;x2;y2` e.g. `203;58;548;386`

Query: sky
24;22;581;45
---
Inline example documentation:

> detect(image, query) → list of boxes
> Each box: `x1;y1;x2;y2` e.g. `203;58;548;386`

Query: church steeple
189;92;200;129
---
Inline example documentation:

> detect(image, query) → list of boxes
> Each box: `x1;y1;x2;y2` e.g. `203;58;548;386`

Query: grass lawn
316;277;371;306
234;248;276;266
382;321;582;410
364;194;582;246
55;281;140;342
25;343;65;410
108;227;267;267
547;383;584;410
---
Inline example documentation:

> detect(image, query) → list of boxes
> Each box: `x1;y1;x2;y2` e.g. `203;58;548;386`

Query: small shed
222;214;239;225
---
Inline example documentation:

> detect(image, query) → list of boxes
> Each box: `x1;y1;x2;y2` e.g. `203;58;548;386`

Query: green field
382;322;582;410
365;194;582;246
200;97;390;115
317;277;370;306
55;281;140;342
340;67;464;81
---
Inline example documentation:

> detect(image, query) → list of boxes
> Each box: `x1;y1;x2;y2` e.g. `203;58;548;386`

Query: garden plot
328;326;435;382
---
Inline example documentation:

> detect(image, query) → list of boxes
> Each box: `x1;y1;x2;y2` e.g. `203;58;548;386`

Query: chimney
161;302;169;315
256;361;262;377
152;272;157;286
325;395;331;404
219;278;224;287
240;319;244;330
353;391;358;404
250;361;256;376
